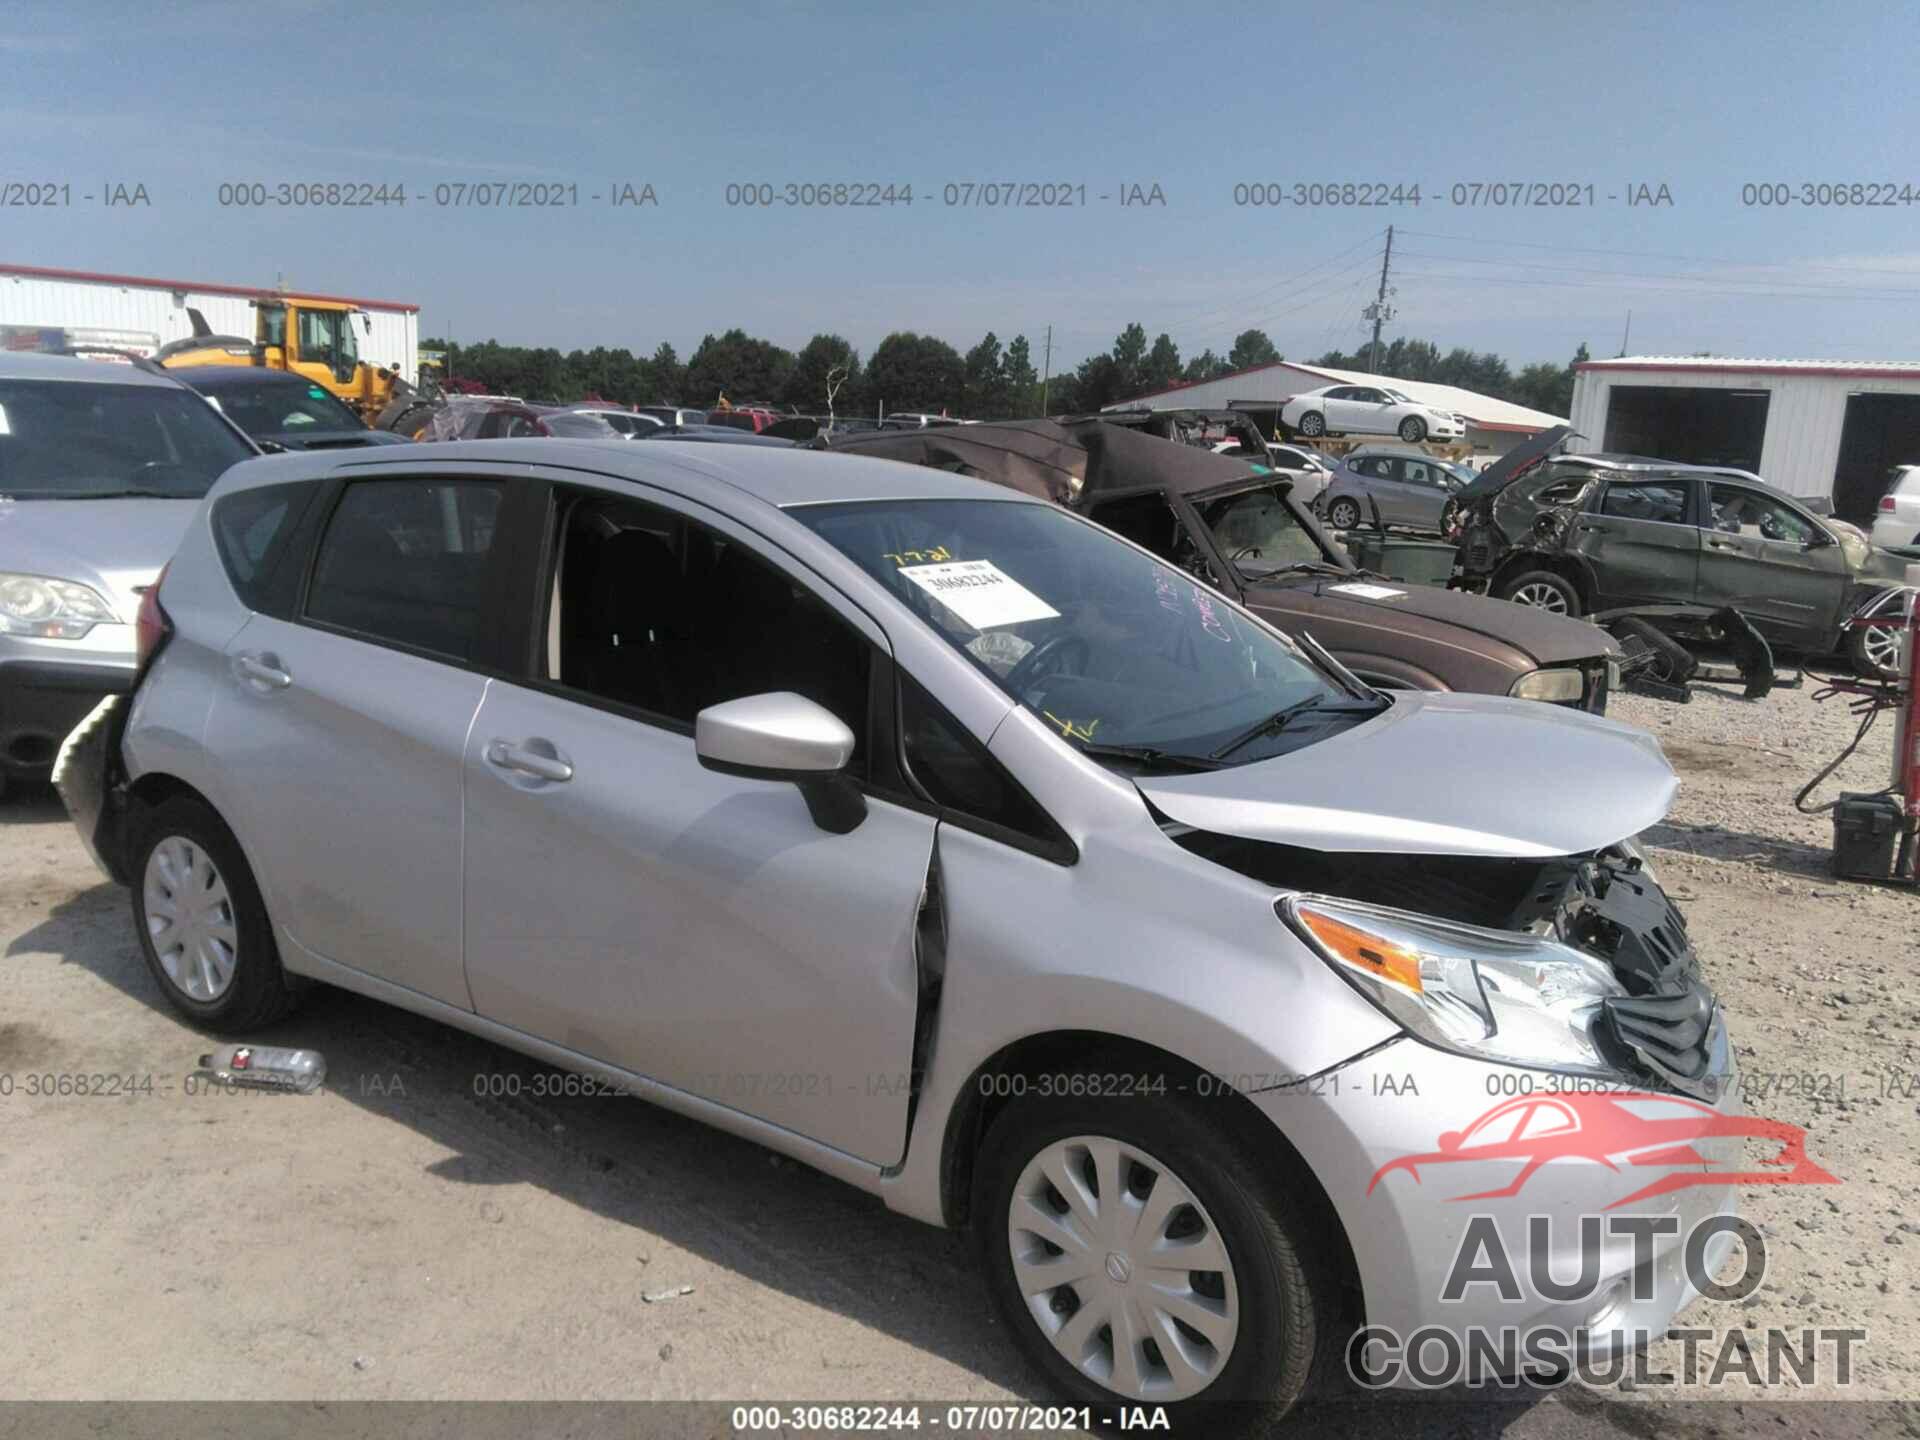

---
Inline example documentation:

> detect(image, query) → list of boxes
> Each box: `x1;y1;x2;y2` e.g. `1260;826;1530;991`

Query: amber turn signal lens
1295;905;1424;994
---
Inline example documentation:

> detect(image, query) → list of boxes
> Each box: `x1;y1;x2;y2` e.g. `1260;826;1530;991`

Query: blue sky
7;0;1919;370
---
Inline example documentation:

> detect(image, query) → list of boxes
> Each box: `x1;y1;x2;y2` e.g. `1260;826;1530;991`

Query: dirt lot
0;675;1915;1433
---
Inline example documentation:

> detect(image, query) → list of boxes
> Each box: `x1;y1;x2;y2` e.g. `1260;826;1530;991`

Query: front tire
1496;569;1582;617
1326;497;1361;530
131;795;303;1032
975;1093;1330;1428
1851;621;1903;680
1398;416;1427;443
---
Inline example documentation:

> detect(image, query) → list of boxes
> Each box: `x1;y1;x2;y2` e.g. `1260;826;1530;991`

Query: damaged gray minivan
61;439;1738;1426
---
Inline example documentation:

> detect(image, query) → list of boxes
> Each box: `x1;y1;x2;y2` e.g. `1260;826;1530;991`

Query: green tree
1227;329;1281;371
1142;333;1182;393
786;334;862;413
962;331;1013;417
648;342;684;402
683;329;794;407
866;332;966;413
1003;334;1040;416
1067;352;1125;412
1110;322;1149;398
1183;349;1228;383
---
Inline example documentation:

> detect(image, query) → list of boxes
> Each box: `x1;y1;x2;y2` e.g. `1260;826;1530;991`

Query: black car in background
1454;445;1910;676
178;367;412;451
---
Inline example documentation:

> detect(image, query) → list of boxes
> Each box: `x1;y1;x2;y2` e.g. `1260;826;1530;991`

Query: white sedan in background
1280;384;1465;444
1871;464;1920;549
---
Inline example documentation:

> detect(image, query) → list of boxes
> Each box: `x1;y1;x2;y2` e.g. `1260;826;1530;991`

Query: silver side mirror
695;692;865;833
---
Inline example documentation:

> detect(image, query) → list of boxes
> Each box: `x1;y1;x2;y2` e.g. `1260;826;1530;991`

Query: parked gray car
1321;446;1473;532
61;438;1739;1425
0;351;258;796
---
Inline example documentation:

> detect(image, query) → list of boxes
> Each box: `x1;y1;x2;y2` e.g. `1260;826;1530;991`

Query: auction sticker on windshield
1327;582;1406;600
899;559;1060;630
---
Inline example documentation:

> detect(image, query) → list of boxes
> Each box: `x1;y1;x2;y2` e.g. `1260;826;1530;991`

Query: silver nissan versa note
61;438;1740;1425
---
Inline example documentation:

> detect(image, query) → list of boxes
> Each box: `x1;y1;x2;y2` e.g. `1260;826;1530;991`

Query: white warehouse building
1107;359;1568;458
1570;356;1920;523
0;262;420;384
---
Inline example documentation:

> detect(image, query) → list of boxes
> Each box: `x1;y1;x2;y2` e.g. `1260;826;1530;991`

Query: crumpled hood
1138;689;1675;858
0;496;198;620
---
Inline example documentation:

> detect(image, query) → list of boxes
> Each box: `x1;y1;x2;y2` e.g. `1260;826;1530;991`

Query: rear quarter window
210;481;323;616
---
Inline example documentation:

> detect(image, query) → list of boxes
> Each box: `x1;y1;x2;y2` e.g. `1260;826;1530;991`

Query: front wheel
975;1093;1330;1427
1496;569;1582;617
1851;621;1903;680
1397;416;1427;443
1325;497;1362;530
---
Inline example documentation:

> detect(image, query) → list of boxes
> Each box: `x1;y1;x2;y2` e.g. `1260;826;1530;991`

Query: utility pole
1039;324;1053;416
1363;225;1395;372
1618;310;1632;357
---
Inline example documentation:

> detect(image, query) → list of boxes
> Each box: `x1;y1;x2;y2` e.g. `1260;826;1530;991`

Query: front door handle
485;738;574;783
1706;538;1739;551
233;653;291;689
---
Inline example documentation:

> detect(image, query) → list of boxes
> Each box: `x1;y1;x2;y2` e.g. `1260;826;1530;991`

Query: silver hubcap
143;836;239;1001
1301;415;1322;435
1008;1136;1239;1402
1330;503;1359;528
1862;624;1901;673
1510;582;1569;613
1401;422;1422;440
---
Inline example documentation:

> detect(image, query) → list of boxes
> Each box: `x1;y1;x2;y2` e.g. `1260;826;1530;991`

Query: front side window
1195;485;1324;576
1708;484;1816;544
305;479;502;661
795;498;1370;767
544;490;872;771
0;379;255;498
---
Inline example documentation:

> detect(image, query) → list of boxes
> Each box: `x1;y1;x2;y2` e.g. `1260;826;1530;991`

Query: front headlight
1286;896;1628;1077
1508;667;1584;703
0;572;121;639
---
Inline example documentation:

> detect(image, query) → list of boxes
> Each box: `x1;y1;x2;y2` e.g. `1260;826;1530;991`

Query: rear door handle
1706;538;1739;550
485;739;574;783
233;653;291;689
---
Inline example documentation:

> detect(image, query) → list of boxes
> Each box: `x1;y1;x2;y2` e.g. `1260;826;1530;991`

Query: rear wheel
1326;497;1362;530
1851;621;1903;680
1398;416;1427;443
975;1093;1331;1429
131;795;303;1032
1496;569;1582;617
1297;411;1325;438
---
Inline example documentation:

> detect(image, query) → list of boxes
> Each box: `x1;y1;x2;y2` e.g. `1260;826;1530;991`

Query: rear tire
1496;569;1582;617
130;795;303;1033
1297;411;1325;438
974;1092;1333;1431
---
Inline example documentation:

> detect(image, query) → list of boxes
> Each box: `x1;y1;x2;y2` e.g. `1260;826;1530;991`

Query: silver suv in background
0;352;257;796
63;439;1738;1425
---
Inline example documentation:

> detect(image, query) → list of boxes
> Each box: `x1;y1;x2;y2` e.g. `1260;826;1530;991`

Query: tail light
1881;495;1898;512
134;564;173;680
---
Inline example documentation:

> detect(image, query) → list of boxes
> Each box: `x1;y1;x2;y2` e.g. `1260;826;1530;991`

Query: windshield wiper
1071;742;1227;772
1210;694;1383;760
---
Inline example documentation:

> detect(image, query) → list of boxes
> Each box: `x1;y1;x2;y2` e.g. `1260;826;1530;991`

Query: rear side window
211;481;322;615
305;479;503;661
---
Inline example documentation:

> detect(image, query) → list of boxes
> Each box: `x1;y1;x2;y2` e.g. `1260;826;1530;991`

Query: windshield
1194;484;1328;578
0;379;256;498
795;497;1365;765
200;380;365;436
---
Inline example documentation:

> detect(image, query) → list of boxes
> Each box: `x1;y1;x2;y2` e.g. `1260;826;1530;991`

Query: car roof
212;436;1033;511
176;365;323;389
0;350;187;386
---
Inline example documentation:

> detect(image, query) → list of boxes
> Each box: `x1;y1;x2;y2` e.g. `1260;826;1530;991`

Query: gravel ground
0;675;1914;1435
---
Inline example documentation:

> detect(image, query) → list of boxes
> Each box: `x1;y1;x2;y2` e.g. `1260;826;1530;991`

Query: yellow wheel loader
157;297;413;424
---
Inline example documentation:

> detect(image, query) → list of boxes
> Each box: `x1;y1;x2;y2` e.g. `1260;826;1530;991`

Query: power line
1151;230;1386;336
1395;228;1920;281
1395;264;1920;304
1394;249;1920;301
